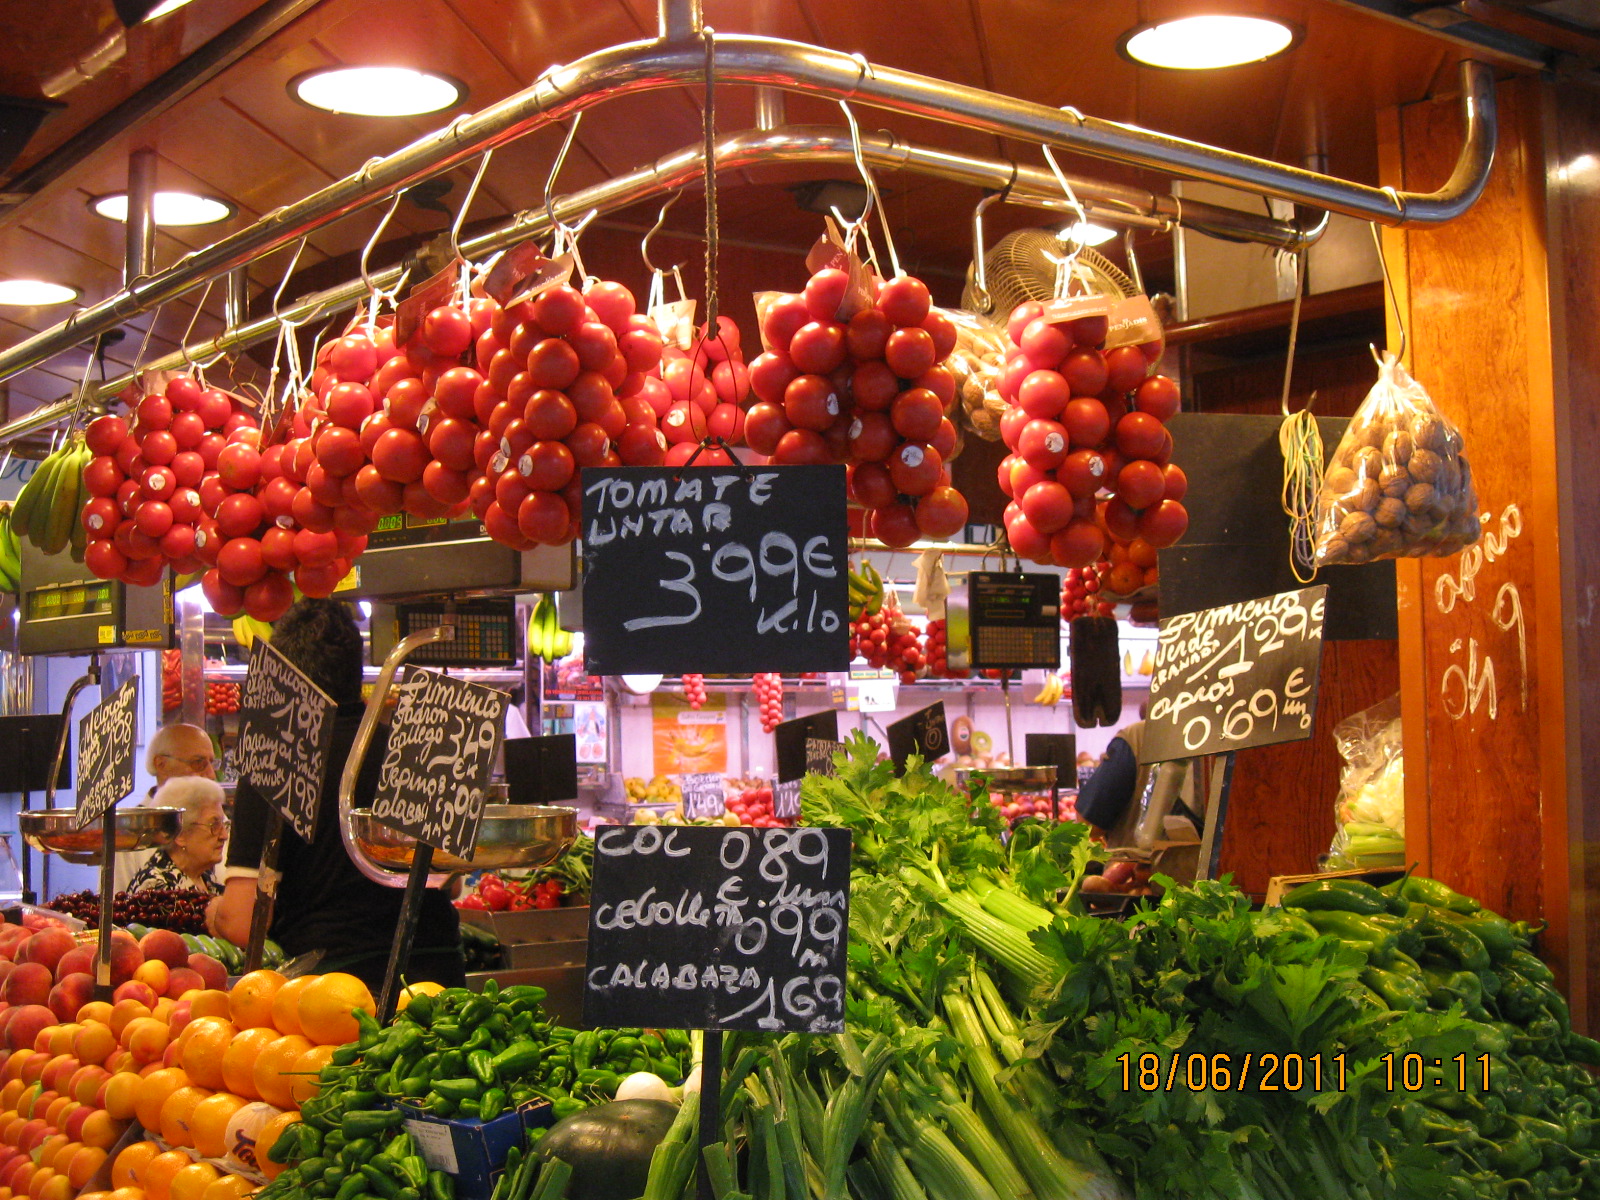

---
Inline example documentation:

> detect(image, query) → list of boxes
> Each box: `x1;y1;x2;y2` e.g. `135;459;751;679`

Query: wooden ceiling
0;0;1485;419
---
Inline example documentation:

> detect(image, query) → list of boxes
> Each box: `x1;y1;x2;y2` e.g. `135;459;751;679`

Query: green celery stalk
865;1123;931;1200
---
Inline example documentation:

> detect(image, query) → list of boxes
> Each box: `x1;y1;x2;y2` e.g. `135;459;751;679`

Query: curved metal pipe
45;659;100;809
0;35;1493;391
338;623;455;889
0;125;1320;447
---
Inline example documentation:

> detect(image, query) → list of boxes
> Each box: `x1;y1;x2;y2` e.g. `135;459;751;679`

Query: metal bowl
349;804;578;874
19;807;183;865
956;765;1058;793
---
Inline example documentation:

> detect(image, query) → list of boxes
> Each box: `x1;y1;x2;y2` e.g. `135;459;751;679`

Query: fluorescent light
0;280;78;307
142;0;197;19
1121;16;1296;70
90;191;234;227
292;67;464;117
1059;221;1117;247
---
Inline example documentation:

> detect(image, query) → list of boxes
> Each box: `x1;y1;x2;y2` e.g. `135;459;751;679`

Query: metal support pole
124;148;157;284
243;809;283;973
224;267;250;329
94;818;117;999
658;0;702;41
753;87;785;132
377;844;434;1023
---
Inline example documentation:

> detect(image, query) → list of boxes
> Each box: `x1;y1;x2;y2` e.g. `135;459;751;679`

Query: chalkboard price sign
75;677;138;829
772;780;802;821
372;667;509;859
581;466;850;676
680;773;726;820
585;824;851;1033
1143;584;1328;763
236;641;337;843
805;738;845;777
887;702;949;773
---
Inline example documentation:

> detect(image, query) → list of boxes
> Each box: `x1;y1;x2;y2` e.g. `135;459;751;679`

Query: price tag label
680;773;725;820
74;677;138;829
372;668;509;859
805;737;845;777
772;779;802;820
236;641;337;842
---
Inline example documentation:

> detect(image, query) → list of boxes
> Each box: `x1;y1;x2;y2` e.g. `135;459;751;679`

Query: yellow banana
42;443;83;556
25;451;61;549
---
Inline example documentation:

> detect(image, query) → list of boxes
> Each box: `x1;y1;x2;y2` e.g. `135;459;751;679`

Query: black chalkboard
774;711;841;784
805;737;845;777
372;667;509;859
0;715;69;793
581;466;851;675
886;702;948;773
680;773;726;819
1025;733;1076;780
584;825;851;1032
1143;584;1328;763
236;641;338;843
75;677;138;829
504;734;578;806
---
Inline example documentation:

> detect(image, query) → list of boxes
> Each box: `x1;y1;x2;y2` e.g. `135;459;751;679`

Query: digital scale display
968;572;1061;669
399;599;520;667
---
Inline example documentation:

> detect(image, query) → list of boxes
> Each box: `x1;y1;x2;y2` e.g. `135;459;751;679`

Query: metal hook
969;192;1003;313
360;193;405;298
176;277;216;376
449;150;495;263
837;100;901;278
642;190;684;275
271;237;309;325
1369;221;1408;362
1122;228;1145;295
544;113;586;251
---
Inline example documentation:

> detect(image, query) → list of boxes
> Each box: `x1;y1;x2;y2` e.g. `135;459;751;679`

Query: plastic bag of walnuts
1313;352;1479;565
947;309;1010;441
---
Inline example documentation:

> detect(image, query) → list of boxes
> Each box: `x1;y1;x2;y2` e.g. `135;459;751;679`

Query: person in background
115;721;219;892
1075;712;1198;851
208;599;464;989
129;776;227;894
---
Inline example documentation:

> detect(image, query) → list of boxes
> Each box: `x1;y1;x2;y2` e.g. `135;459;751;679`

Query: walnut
1345;542;1374;564
1402;513;1436;540
1383;475;1412;500
1375;497;1407;529
1383;429;1415;466
1351;479;1383;511
1404;483;1437;513
1370;529;1404;558
1411;413;1448;452
1341;511;1377;543
1353;445;1385;476
1323;465;1358;495
1316;534;1351;564
1409;448;1442;483
1435;456;1461;496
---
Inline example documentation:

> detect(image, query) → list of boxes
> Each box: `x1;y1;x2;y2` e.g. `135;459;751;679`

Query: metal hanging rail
0;27;1495;397
0;123;1324;448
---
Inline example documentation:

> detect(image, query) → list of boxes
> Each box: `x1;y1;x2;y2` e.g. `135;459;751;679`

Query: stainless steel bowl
956;765;1058;792
349;804;578;874
19;807;183;865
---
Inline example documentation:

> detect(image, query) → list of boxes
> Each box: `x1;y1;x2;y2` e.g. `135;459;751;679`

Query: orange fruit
189;1093;248;1160
219;1027;277;1102
251;1036;312;1110
188;993;231;1022
228;972;285;1032
167;1163;220;1200
200;1177;255;1200
75;1002;113;1027
103;1073;141;1121
156;1085;212;1149
122;1019;170;1067
268;977;314;1038
74;1025;117;1067
142;1150;192;1200
289;1046;335;1106
108;1002;151;1041
178;1019;236;1090
35;1137;71;1173
66;1146;107;1191
255;1112;300;1182
133;1069;190;1133
1127;536;1158;570
296;974;374;1047
109;1188;147;1200
80;1110;126;1151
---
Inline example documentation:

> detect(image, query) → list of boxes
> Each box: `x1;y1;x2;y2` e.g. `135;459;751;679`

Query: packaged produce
1314;352;1480;564
946;307;1011;441
1326;694;1407;868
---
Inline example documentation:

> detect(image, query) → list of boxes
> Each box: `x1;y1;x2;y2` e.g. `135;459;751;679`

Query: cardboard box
1263;866;1407;908
399;1101;553;1200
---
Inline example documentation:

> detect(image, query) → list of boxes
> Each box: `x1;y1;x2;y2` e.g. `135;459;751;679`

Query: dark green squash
537;1099;680;1200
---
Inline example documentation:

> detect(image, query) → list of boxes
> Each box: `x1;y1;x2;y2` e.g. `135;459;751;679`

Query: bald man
116;723;219;891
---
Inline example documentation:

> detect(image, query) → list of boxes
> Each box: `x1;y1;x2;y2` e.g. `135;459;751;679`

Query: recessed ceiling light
1059;221;1118;247
0;280;79;306
90;191;234;226
291;66;464;117
1120;16;1297;70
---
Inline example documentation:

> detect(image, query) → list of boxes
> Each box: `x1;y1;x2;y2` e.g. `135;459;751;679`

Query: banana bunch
12;437;90;561
1030;673;1064;706
848;561;884;621
232;615;275;648
0;504;19;595
528;593;573;660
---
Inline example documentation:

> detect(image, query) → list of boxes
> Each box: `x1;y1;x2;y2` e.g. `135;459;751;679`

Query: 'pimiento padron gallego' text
581;466;850;676
75;676;139;828
1143;584;1328;762
372;667;508;860
584;824;852;1034
236;640;337;842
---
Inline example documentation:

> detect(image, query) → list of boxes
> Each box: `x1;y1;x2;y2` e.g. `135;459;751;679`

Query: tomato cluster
745;267;970;547
727;785;790;828
752;672;784;732
682;673;708;710
850;604;925;683
922;617;968;679
651;316;749;464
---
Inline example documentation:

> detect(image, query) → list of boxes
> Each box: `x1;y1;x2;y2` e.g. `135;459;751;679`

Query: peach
62;1105;90;1143
17;1053;49;1085
0;1078;21;1111
121;1019;167;1067
160;1042;181;1069
39;1171;73;1200
0;1115;24;1147
2;1162;31;1198
106;1002;149;1041
165;971;205;1001
41;1056;78;1093
103;1050;134;1075
3;1048;29;1080
47;978;93;1027
15;1120;47;1153
165;1000;192;1038
70;1067;108;1108
43;1098;75;1130
151;998;173;1022
186;956;226;992
99;1074;138;1122
65;1146;104;1191
2;968;50;1013
53;949;93;983
107;943;142;990
72;1024;115;1068
35;1136;69;1173
137;931;188;972
0;926;28;952
44;1027;76;1059
78;1112;121;1152
110;982;155;1011
74;1002;111;1028
28;1091;57;1121
17;932;73;978
0;964;17;989
5;1011;53;1057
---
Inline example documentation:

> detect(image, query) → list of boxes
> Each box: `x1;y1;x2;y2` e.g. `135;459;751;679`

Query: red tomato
870;501;920;548
1163;463;1188;502
533;285;587;337
1115;411;1168;461
846;308;892;360
885;327;936;379
762;293;811;348
1050;519;1105;568
784;374;841;433
1057;449;1108;500
1116;459;1167;510
584;281;636;333
433;367;483;420
888;441;942;496
1138;499;1189;548
890;388;943;441
771;429;832;465
1019;481;1074;534
851;360;898;412
789;321;848;375
1020;318;1070;370
743;402;790;456
1135;374;1182;422
1017;419;1069;471
1018;370;1070;420
326;334;379;382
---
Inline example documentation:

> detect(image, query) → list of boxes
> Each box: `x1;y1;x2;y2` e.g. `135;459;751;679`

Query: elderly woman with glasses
130;776;229;895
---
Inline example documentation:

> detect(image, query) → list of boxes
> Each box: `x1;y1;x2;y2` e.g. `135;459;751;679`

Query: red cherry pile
752;672;784;732
745;267;970;547
683;673;707;710
80;375;250;590
850;604;925;683
1060;565;1115;621
654;317;746;465
995;300;1188;567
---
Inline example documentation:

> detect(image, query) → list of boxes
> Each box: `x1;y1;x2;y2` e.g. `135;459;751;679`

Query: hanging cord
1370;216;1408;362
263;237;309;431
1277;249;1323;584
1040;144;1092;298
175;277;217;385
701;30;720;328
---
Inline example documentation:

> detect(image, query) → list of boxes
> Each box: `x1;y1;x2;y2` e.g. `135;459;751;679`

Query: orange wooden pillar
1384;75;1600;1030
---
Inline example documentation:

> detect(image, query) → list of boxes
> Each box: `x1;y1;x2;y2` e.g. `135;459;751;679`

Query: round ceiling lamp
291;66;465;117
0;280;79;307
1059;220;1118;247
90;191;234;226
1119;15;1298;70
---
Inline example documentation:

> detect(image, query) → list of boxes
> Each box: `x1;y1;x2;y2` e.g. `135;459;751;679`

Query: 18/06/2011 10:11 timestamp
1117;1052;1493;1093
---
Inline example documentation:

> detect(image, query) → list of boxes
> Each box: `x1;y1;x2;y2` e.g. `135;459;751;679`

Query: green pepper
503;985;547;1006
431;1022;466;1045
340;1138;377;1167
404;993;435;1026
570;1031;599;1071
550;1096;586;1120
1283;878;1390;915
606;1036;642;1059
479;1088;507;1121
490;1041;545;1077
267;1122;303;1164
342;1090;380;1110
1441;910;1519;964
1566;1032;1600;1066
1414;909;1491;971
1363;966;1429;1011
332;1173;367;1200
428;1169;454;1200
1510;950;1555;985
361;1163;403;1200
399;1156;429;1191
1397;875;1482;915
397;1075;429;1098
331;1045;361;1067
468;1049;497;1087
428;1096;458;1118
1301;909;1399;964
355;1009;383;1048
432;1077;481;1102
342;1109;404;1138
459;996;492;1027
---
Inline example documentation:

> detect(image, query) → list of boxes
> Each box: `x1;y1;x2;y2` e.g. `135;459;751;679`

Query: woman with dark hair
208;599;464;989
